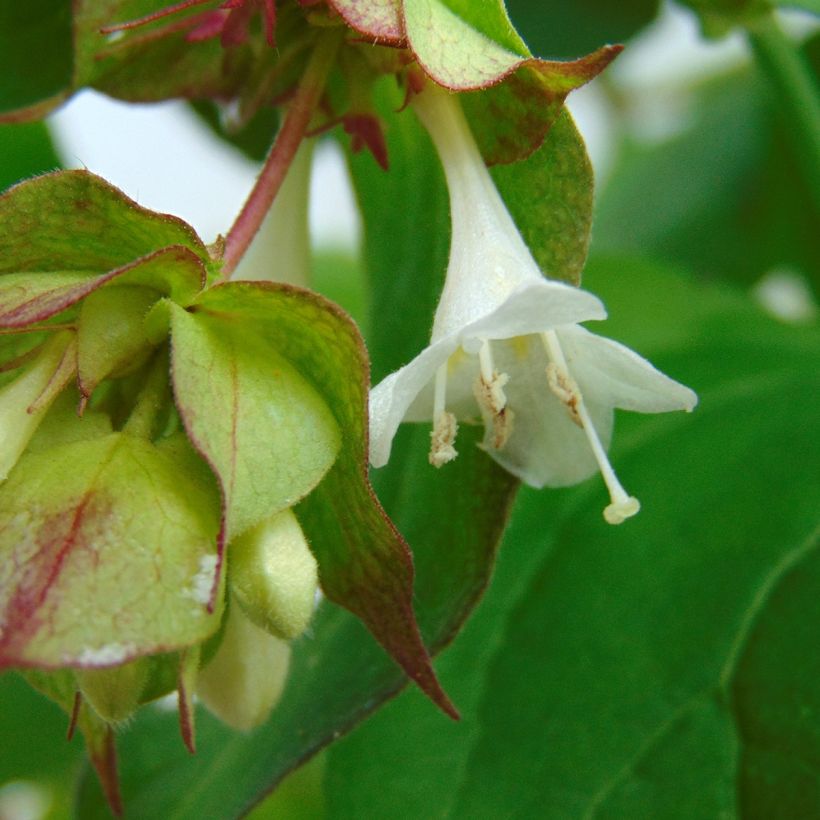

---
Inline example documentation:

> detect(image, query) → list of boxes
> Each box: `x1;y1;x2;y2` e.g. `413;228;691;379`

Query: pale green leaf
0;433;222;668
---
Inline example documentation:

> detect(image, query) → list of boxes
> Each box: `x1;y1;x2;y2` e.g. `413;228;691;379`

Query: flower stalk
220;31;341;278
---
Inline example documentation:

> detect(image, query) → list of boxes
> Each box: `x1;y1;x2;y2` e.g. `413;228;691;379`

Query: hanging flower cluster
369;84;697;524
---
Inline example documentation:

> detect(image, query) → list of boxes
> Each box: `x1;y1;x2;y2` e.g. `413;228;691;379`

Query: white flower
369;85;697;524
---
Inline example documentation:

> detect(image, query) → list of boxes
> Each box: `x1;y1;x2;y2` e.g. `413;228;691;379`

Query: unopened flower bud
197;604;290;731
229;508;318;641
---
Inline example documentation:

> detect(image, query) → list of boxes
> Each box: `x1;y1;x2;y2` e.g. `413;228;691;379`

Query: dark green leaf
0;121;60;192
0;0;73;120
322;258;820;818
506;0;660;59
73;0;248;103
492;109;593;285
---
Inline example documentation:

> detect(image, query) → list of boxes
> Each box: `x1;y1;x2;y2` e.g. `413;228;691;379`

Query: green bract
0;168;453;800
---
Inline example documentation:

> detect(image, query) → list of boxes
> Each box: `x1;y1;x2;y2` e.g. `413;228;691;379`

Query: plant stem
220;32;341;278
746;12;820;212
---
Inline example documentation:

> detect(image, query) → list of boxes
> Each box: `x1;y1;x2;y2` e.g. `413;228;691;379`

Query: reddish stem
220;34;340;278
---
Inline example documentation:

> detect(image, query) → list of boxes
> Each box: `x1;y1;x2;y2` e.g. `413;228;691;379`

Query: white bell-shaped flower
369;85;697;524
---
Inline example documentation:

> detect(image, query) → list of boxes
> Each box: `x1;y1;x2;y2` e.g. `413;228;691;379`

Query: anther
474;340;513;450
430;362;458;467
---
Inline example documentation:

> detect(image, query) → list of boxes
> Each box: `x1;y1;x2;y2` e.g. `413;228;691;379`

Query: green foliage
323;258;820;818
491;110;593;284
1;1;817;817
593;59;820;297
0;0;73;119
0;122;60;191
0;433;223;667
168;290;342;541
507;0;660;59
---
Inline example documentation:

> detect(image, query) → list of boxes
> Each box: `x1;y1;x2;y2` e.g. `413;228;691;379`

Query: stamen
474;340;514;450
430;362;458;467
541;331;640;525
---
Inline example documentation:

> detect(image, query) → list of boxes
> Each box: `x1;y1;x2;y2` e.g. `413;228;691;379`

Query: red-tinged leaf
462;46;623;165
0;246;206;330
0;170;210;274
344;113;389;169
87;723;123;818
176;281;454;714
403;0;621;163
328;0;403;43
74;0;248;104
0;433;222;670
167;290;341;546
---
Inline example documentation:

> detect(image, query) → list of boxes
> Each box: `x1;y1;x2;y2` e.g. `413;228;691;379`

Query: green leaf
402;0;620;163
0;671;83;785
24;667;124;815
73;0;249;104
170;281;452;711
321;259;820;818
506;0;660;60
774;0;820;11
0;432;222;669
492;109;593;285
403;0;528;89
73;66;518;820
77;286;157;400
0;248;205;330
167;288;342;543
326;0;403;43
0;121;61;192
0;0;73;120
0;170;210;274
677;0;771;37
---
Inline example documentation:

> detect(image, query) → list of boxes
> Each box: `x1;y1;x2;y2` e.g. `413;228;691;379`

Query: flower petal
480;336;612;488
560;325;698;413
368;335;459;467
458;280;605;353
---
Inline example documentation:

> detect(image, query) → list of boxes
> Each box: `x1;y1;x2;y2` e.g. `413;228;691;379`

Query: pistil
429;362;458;467
474;339;513;450
541;331;640;525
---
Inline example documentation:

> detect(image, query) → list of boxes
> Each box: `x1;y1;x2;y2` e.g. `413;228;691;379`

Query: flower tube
369;85;697;524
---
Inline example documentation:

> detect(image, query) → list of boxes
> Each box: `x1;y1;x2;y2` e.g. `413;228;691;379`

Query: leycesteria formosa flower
369;85;698;525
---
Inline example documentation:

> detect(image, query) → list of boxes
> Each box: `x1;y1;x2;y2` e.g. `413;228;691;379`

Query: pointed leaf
167;291;341;544
171;281;453;711
73;77;519;820
0;170;209;273
0;247;205;330
0;433;222;669
23;668;123;816
0;0;73;120
321;260;820;819
402;0;619;163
